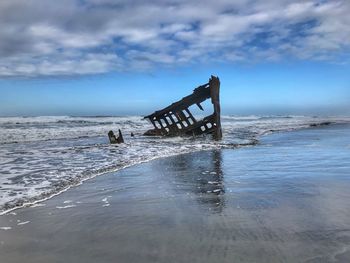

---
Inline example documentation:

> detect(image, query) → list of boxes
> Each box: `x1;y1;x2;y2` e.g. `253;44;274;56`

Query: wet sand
1;124;350;263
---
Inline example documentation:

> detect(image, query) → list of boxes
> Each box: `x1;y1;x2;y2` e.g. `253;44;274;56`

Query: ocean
1;115;349;214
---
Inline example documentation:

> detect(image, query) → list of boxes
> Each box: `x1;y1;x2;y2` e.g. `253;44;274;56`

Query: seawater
0;115;349;213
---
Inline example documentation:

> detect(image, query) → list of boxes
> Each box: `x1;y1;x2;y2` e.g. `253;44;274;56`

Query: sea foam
0;115;349;214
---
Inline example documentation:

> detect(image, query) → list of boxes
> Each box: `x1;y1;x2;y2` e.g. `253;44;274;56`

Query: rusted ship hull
144;76;222;140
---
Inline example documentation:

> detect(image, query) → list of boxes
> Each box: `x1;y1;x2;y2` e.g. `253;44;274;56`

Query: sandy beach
1;124;350;263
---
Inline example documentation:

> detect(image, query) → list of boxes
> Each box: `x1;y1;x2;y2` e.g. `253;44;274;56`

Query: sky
0;0;349;116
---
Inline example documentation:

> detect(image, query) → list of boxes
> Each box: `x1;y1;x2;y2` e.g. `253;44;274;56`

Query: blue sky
0;0;349;116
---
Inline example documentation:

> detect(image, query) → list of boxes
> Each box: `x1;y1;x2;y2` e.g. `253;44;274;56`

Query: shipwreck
143;75;222;140
108;75;222;144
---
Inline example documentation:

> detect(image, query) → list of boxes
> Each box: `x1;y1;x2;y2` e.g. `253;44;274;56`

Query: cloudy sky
0;0;349;116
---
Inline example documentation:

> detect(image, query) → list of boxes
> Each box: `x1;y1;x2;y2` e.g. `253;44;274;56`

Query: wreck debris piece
108;129;124;144
108;131;116;143
143;75;222;140
117;129;124;143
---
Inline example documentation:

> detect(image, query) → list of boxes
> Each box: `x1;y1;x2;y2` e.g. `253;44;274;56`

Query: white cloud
0;0;349;77
0;53;121;77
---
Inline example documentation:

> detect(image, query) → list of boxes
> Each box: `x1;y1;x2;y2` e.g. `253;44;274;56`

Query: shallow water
0;124;349;262
1;115;349;213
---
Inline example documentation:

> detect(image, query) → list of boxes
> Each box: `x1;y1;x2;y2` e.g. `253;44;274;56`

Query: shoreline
1;140;262;216
0;121;346;216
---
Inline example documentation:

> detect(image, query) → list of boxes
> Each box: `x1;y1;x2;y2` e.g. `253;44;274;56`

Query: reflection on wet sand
164;150;225;212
